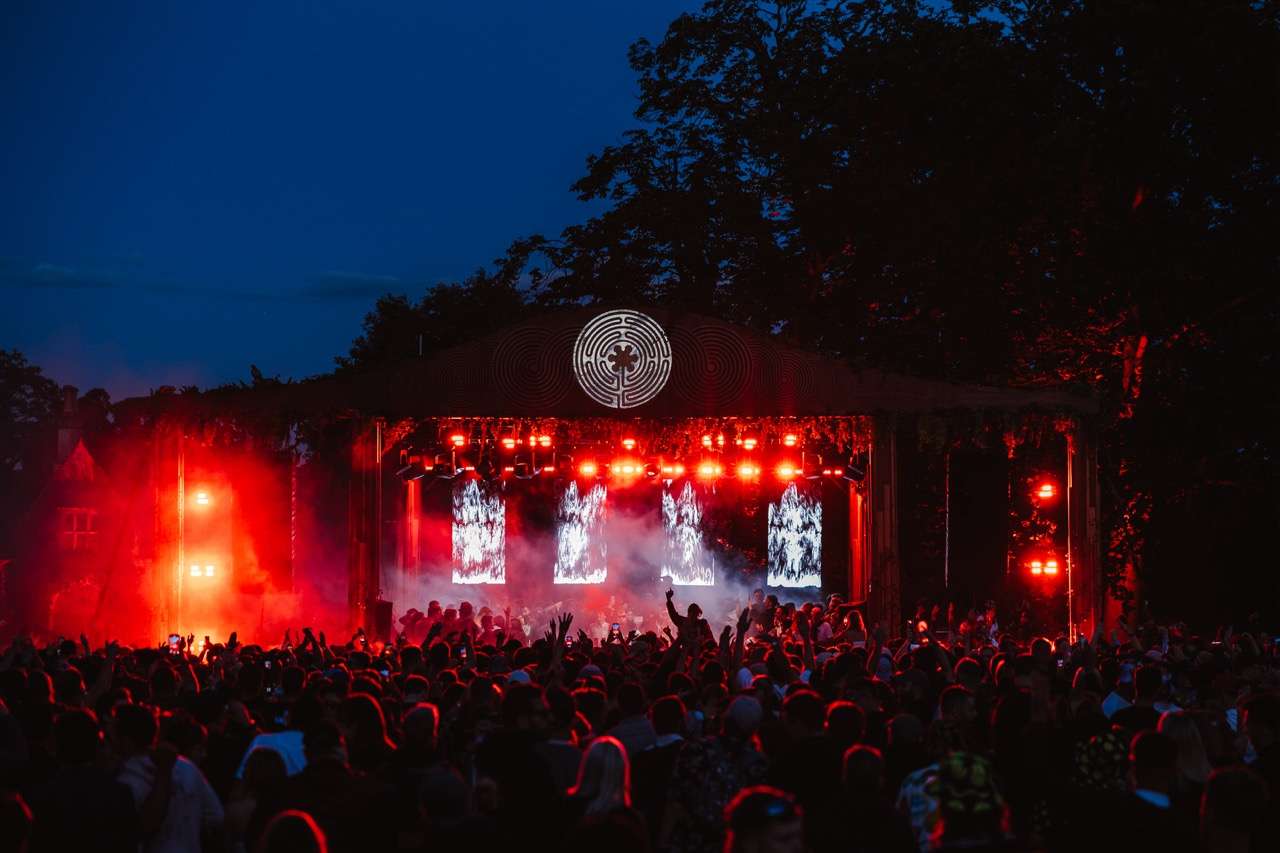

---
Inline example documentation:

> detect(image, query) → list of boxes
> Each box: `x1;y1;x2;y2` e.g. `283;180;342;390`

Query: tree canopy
340;0;1278;616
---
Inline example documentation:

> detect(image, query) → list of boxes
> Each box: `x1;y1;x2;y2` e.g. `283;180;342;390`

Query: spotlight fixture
193;491;211;506
621;437;637;451
782;433;798;447
696;461;723;479
1036;481;1057;501
775;462;799;480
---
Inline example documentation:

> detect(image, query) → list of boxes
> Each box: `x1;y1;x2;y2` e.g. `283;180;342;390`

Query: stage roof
117;308;1097;421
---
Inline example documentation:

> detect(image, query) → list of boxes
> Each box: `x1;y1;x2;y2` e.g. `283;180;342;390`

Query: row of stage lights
398;431;863;484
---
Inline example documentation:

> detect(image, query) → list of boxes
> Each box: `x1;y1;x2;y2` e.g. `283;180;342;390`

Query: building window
59;508;97;551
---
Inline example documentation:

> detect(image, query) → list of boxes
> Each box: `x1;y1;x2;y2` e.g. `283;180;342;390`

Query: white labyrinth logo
573;310;672;409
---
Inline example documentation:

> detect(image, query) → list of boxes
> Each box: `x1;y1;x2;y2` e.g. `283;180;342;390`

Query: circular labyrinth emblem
573;310;672;409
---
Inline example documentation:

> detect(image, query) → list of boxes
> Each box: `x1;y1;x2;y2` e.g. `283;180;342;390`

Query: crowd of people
0;588;1277;852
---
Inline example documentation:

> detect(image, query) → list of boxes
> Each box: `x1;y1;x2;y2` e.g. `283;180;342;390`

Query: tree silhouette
344;1;1277;615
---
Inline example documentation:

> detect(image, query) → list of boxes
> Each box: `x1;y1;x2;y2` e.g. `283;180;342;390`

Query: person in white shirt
111;703;224;853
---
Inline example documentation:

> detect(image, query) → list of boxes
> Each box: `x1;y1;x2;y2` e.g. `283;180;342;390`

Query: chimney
57;384;80;462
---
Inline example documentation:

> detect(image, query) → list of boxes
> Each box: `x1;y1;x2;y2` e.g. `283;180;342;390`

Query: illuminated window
59;508;98;551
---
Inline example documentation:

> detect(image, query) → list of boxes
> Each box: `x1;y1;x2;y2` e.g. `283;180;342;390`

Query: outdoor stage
72;307;1102;645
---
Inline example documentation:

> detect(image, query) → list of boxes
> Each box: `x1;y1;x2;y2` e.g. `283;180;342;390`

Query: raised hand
556;612;573;640
666;588;674;601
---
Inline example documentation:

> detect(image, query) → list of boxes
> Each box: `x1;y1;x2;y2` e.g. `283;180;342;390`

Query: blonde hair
1158;711;1212;786
568;735;631;815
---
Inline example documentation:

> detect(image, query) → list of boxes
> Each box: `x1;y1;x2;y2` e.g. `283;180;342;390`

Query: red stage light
776;463;798;479
783;433;798;447
1029;560;1043;575
579;462;598;477
613;460;639;476
190;564;202;577
742;437;758;450
822;468;832;476
502;465;515;473
1044;559;1059;575
621;438;636;451
205;564;215;577
450;434;466;448
702;434;713;448
833;467;844;477
537;435;552;448
1036;482;1056;500
736;463;760;479
661;463;686;477
697;462;722;478
716;434;725;447
501;437;517;449
194;491;210;506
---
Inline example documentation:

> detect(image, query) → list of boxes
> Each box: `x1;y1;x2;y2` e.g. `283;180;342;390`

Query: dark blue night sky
1;1;694;398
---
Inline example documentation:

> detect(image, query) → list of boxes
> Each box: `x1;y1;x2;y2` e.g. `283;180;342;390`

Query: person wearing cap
723;785;804;853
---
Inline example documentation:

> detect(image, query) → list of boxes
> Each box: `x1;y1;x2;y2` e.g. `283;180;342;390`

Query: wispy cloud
0;261;408;303
302;270;405;299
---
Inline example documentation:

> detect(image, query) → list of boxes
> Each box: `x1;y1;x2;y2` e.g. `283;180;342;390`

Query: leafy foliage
337;1;1277;613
